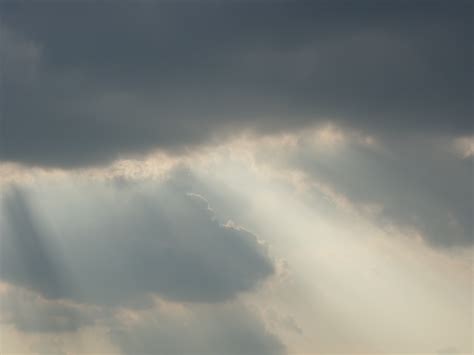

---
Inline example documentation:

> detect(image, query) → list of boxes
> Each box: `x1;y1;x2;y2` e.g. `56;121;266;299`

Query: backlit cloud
0;179;274;306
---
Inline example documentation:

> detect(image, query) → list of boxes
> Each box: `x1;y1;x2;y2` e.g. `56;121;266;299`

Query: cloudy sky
0;1;472;354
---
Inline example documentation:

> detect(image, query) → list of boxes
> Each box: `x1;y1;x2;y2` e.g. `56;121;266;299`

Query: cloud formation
0;179;274;306
110;302;284;355
1;1;471;167
0;283;284;355
0;285;94;333
287;133;473;247
0;2;471;353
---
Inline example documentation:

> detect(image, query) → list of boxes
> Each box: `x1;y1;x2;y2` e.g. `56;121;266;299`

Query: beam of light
0;127;471;354
191;150;473;354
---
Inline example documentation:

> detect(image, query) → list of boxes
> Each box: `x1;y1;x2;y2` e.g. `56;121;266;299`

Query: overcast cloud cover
0;1;472;354
1;1;471;167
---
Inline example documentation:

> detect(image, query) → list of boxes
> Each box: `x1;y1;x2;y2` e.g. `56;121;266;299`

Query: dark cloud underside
1;1;472;167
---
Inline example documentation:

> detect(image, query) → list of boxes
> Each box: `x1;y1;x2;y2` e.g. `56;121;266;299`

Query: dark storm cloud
0;178;274;306
0;1;471;167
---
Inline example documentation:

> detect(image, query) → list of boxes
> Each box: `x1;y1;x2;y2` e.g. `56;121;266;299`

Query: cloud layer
0;285;94;334
110;302;284;355
0;179;274;306
286;133;473;247
1;1;471;167
0;2;471;353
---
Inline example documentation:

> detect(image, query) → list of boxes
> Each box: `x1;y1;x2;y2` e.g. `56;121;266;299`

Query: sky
0;1;472;354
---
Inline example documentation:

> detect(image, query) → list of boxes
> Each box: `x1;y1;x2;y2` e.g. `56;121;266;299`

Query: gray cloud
287;136;473;247
146;143;472;248
110;302;285;355
0;178;274;306
0;1;471;168
0;285;94;333
0;283;284;355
